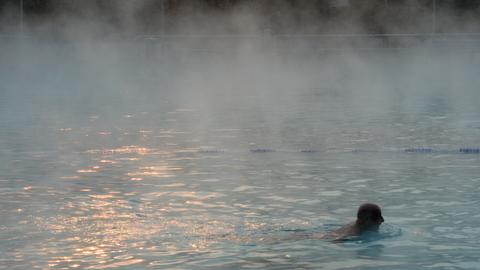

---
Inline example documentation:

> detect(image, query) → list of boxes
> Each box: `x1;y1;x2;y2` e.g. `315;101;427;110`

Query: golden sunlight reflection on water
65;145;185;181
35;190;240;269
32;142;246;269
126;165;182;179
86;145;152;155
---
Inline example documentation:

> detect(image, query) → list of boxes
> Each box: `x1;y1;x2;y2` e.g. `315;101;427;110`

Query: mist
3;1;480;269
1;1;480;152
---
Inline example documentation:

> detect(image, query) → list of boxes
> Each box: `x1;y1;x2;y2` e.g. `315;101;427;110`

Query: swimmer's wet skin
328;203;384;242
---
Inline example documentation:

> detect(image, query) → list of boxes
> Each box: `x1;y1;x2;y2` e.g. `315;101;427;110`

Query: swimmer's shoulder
326;222;359;240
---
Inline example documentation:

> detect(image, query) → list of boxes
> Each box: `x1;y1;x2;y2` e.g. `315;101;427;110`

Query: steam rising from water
2;1;480;269
2;1;480;126
2;35;480;151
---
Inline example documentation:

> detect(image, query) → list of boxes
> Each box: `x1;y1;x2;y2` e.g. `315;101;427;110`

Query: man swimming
328;203;384;241
257;203;384;244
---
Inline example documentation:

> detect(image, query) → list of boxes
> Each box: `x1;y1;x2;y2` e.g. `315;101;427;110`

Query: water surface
1;45;480;269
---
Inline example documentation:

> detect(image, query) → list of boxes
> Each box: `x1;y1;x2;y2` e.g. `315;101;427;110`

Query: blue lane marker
404;148;433;153
193;148;480;154
250;148;276;153
459;148;480;154
299;149;320;153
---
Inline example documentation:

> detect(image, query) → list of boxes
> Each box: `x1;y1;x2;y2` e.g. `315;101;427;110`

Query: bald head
356;203;384;231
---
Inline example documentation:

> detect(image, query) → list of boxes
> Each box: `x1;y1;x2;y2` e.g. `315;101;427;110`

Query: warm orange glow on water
28;174;261;270
126;165;182;178
77;169;97;173
26;141;243;268
120;157;140;161
36;191;164;268
99;159;116;164
77;166;100;173
88;194;115;199
61;175;81;179
87;145;153;155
